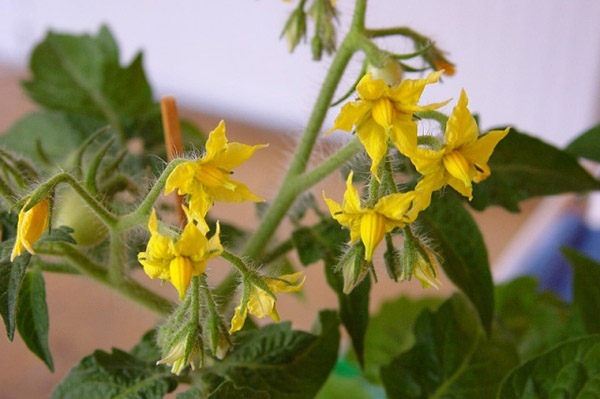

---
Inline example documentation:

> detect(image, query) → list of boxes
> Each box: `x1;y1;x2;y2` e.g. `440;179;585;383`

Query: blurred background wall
1;0;600;145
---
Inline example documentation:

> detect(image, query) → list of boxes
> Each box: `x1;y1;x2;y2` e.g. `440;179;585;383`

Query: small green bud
384;234;400;282
311;35;323;61
338;243;369;294
367;58;404;87
400;228;441;289
309;0;337;58
157;329;203;375
54;189;108;246
281;7;307;53
204;312;231;360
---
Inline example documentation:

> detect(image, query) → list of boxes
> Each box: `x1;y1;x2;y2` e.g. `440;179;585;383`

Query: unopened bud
400;229;441;289
338;244;369;294
367;58;404;87
281;7;307;53
384;234;400;282
205;313;232;360
157;329;203;375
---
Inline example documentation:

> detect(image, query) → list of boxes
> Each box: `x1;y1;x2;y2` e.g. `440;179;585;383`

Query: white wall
1;0;599;145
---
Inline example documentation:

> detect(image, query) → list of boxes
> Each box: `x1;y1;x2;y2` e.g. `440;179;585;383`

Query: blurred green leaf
129;329;162;363
563;248;600;334
23;26;153;124
470;129;600;212
0;254;30;340
495;277;587;360
498;335;600;399
0;111;89;164
566;124;600;162
381;295;518;399
360;295;442;384
419;191;494;332
197;311;340;399
291;219;349;266
17;267;53;371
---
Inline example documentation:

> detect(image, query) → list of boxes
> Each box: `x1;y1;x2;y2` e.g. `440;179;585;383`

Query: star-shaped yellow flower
327;71;447;179
11;198;50;261
396;89;509;200
138;209;223;299
229;272;305;334
323;171;416;260
165;120;268;221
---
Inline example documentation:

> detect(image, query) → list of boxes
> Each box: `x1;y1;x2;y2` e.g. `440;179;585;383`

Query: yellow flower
165;120;268;218
11;198;50;261
397;89;509;200
229;272;305;334
323;171;416;260
327;71;447;179
138;209;223;299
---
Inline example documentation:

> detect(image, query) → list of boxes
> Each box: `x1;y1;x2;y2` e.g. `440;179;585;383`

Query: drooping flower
165;120;268;220
396;89;510;200
229;272;305;333
11;198;50;261
157;331;203;375
401;232;441;289
323;171;416;260
138;209;223;299
327;71;447;179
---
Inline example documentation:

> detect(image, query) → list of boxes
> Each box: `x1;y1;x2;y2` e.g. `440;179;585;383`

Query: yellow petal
266;272;305;293
445;89;479;150
169;256;194;300
442;150;473;192
203;120;228;163
371;98;395;130
460;127;510;166
211;142;268;171
165;162;196;195
356;74;388;101
176;221;208;257
360;211;386;260
326;101;369;134
390;71;442;110
206;180;263;203
148;208;159;234
446;174;473;199
374;191;415;225
407;173;445;220
229;304;248;334
342;171;362;215
183;201;210;234
206;221;224;259
11;199;49;261
247;286;276;319
138;252;170;280
389;117;418;155
355;116;389;179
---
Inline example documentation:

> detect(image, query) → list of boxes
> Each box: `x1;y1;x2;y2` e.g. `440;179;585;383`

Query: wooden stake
160;96;186;226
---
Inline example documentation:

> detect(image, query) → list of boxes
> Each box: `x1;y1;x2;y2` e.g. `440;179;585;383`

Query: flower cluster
137;120;305;373
325;63;509;289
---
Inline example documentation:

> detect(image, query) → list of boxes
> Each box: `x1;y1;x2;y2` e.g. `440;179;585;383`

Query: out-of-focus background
1;1;600;397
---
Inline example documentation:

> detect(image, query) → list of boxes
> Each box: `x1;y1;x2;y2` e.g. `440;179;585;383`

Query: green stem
350;0;368;32
365;27;428;42
108;229;126;283
240;42;356;260
191;276;200;325
36;241;173;315
261;239;294;264
382;154;399;194
25;172;117;227
32;258;80;275
220;250;252;276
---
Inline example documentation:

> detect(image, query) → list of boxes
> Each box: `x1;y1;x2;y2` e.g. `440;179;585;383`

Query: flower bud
281;7;307;53
338;244;370;294
11;197;50;261
54;190;108;246
384;234;400;282
157;329;203;375
204;312;231;360
367;58;404;87
400;231;441;289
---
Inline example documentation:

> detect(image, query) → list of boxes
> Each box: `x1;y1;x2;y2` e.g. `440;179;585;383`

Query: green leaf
202;311;340;399
0;111;88;163
495;277;587;360
317;361;375;399
52;347;177;399
0;254;31;340
498;335;600;399
360;295;442;384
22;26;153;141
42;226;78;245
381;295;519;399
419;191;494;332
17;267;53;371
566;124;600;162
291;219;349;266
563;248;600;334
470;129;600;212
